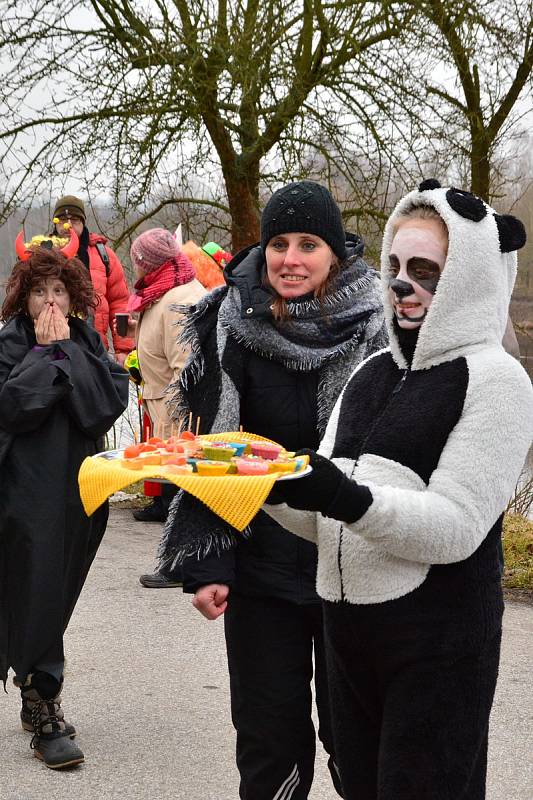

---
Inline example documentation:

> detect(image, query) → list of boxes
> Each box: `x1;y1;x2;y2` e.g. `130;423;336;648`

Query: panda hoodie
264;181;533;605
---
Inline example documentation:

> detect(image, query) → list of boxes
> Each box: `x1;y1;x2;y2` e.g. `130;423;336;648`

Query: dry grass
502;514;533;590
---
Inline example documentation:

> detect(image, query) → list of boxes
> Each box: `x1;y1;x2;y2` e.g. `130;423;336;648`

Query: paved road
1;507;532;799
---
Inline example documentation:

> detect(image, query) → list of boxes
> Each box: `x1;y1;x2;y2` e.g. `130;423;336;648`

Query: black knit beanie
260;181;347;260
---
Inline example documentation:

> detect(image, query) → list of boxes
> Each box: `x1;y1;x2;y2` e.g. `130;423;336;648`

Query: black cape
0;314;129;685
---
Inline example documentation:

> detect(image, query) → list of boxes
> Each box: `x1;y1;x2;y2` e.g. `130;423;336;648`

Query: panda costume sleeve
265;180;533;604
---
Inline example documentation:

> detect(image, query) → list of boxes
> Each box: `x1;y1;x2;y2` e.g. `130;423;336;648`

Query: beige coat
136;279;207;434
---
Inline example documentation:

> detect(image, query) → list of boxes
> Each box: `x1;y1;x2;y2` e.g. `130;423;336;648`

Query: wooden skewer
195;416;201;436
188;412;193;432
239;425;243;433
177;419;183;438
133;429;138;444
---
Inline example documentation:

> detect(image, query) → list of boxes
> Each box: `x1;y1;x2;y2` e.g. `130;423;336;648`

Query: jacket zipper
337;368;408;601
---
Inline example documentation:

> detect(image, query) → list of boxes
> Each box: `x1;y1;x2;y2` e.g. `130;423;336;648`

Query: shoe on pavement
33;731;85;769
20;673;84;769
132;501;167;523
139;572;183;588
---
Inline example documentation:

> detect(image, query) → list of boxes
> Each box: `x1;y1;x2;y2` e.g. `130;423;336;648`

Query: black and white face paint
388;220;447;329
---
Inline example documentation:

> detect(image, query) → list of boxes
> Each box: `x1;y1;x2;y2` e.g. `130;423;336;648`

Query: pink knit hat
130;228;180;273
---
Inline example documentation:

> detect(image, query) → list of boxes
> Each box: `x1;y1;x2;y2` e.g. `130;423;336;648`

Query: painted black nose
390;279;414;299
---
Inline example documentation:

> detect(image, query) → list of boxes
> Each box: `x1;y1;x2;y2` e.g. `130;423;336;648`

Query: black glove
267;449;372;524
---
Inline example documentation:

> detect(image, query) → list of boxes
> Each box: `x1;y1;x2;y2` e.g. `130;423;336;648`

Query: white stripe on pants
273;764;300;800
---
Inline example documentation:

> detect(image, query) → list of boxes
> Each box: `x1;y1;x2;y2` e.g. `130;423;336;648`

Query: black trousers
322;571;504;800
224;592;343;800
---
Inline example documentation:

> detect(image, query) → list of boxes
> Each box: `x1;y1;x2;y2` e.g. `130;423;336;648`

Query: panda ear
418;179;441;191
446;188;487;221
494;214;527;253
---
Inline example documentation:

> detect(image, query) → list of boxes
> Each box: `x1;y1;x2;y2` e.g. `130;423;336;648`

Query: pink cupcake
235;457;269;475
250;442;282;460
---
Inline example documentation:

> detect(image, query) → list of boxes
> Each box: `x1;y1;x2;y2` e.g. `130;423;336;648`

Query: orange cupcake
138;453;162;466
120;458;144;470
164;464;194;475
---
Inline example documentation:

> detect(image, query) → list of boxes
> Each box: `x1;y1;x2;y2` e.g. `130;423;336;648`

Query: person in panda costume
263;179;533;799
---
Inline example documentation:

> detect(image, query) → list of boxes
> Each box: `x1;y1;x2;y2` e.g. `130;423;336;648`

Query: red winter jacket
87;233;134;354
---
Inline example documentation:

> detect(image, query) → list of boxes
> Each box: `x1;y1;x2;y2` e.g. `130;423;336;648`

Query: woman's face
265;233;334;299
27;278;70;320
387;218;448;329
134;262;146;281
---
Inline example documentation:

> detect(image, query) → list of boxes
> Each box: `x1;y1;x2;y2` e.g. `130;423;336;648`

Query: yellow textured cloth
78;432;302;531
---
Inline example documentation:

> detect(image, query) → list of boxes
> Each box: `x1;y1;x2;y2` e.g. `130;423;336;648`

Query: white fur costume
264;184;533;604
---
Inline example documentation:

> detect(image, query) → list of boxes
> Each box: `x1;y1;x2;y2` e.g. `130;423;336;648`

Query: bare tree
0;0;415;250
397;0;533;201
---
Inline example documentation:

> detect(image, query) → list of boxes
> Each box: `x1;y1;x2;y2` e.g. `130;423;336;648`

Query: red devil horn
60;228;79;259
15;231;31;261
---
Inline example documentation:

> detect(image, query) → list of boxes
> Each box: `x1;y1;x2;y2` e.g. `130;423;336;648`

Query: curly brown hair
1;247;96;322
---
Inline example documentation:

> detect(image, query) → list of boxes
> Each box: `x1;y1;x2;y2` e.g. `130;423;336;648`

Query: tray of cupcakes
80;430;310;528
96;431;311;480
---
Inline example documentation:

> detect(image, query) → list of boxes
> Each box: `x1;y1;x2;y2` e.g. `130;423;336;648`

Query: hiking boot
32;729;85;770
139;571;183;588
19;674;76;738
21;702;76;738
22;673;84;769
132;498;167;522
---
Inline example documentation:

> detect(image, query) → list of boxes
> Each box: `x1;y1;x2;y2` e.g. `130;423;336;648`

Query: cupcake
201;444;236;462
162;454;188;466
164;464;194;475
250;442;282;460
227;442;247;457
267;460;298;474
138;453;162;466
294;454;310;470
120;458;143;470
235;457;269;476
196;461;231;476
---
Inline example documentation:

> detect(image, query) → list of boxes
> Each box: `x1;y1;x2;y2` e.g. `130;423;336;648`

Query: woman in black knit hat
158;180;387;799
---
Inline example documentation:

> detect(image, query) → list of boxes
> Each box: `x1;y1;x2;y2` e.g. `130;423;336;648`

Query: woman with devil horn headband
0;239;129;769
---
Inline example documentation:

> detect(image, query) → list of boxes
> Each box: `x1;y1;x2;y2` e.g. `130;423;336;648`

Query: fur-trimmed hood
381;180;526;371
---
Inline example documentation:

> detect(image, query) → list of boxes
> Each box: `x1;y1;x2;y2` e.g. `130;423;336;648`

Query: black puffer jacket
175;235;387;602
183;347;322;604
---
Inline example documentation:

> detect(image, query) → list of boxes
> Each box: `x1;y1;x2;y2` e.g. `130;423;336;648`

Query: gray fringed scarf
214;260;383;433
158;254;387;569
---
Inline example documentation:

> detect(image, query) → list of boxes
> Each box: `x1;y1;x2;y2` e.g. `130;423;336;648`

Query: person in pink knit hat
114;228;206;532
